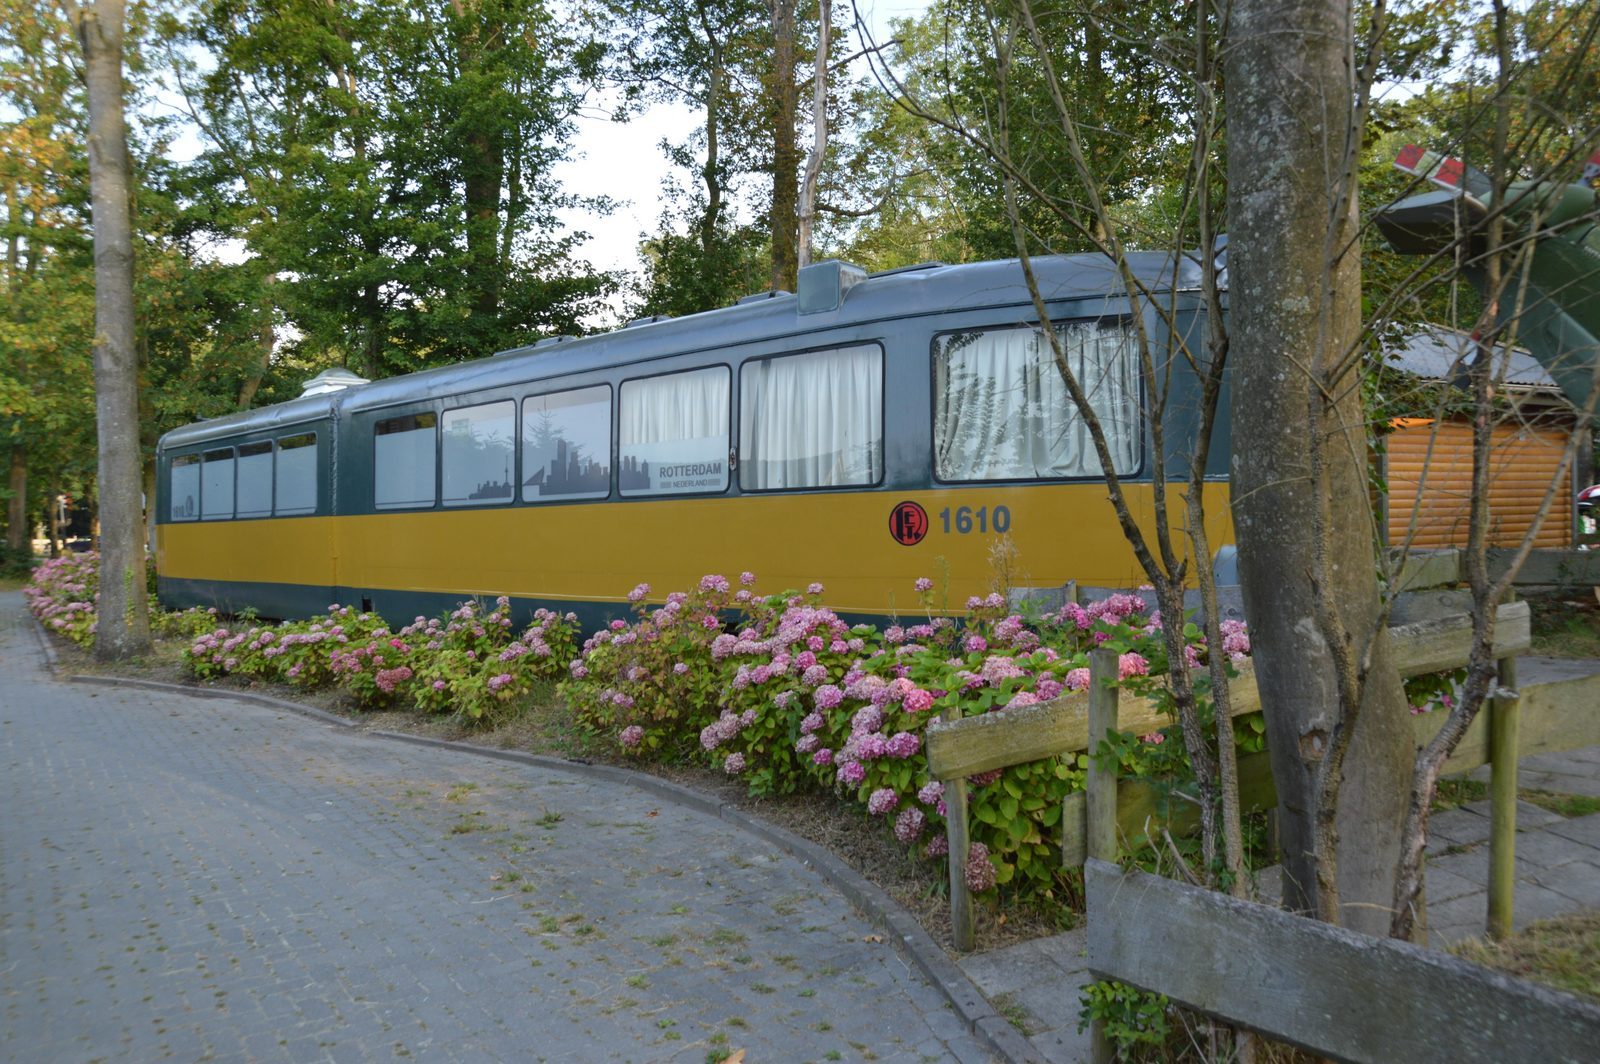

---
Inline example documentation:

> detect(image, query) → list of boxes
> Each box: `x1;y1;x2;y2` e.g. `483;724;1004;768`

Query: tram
154;254;1233;627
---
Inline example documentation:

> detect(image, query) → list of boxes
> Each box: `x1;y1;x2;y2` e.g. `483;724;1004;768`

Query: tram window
522;385;611;502
201;448;235;520
375;413;438;509
740;345;884;491
236;442;274;518
170;454;200;521
275;433;318;516
442;401;515;507
933;321;1140;481
619;366;730;497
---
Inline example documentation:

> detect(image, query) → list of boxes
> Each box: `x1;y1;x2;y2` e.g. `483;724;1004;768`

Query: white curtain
740;345;883;490
619;366;730;495
934;323;1139;480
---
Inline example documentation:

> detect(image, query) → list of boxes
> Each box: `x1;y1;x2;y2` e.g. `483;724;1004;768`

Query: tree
606;0;774;314
1223;0;1415;934
1;0;95;560
168;0;615;378
63;0;149;657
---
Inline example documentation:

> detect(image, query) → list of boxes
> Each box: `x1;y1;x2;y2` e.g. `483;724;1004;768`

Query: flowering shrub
172;595;575;724
558;574;1224;905
22;553;104;648
559;576;743;757
411;600;580;724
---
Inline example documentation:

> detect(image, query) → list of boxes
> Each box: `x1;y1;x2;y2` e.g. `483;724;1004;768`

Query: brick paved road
0;596;993;1064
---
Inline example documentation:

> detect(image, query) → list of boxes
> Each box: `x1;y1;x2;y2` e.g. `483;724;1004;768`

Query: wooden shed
1381;326;1584;551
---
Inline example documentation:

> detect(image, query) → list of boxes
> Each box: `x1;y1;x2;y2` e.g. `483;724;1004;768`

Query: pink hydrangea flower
1118;653;1150;680
723;752;746;774
903;688;934;713
965;841;997;892
620;725;645;749
886;731;920;758
814;684;844;709
914;577;934;592
866;787;898;816
894;806;927;843
627;582;651;603
1064;667;1091;691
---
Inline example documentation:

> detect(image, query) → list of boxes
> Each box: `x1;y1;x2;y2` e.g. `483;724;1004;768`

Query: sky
550;0;932;288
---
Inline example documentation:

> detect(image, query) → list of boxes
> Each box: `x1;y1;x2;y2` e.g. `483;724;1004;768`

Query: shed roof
1384;324;1560;389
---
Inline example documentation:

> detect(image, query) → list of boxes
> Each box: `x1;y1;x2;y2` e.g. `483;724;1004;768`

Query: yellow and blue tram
155;255;1233;626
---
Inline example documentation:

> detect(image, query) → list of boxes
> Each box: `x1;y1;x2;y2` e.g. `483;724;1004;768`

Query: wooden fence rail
925;603;1535;950
1085;858;1600;1064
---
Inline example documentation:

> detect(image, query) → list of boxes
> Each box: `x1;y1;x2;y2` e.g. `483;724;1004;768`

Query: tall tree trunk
796;0;829;270
700;31;725;259
6;444;26;554
68;0;150;658
236;273;277;409
766;0;799;292
451;1;506;333
1224;0;1411;935
47;491;62;557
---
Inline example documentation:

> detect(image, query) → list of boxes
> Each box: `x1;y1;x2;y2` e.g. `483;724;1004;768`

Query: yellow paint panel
157;518;338;586
152;483;1231;613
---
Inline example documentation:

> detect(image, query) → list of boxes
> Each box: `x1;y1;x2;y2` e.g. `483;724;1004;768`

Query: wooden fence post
1487;651;1520;940
1086;647;1121;864
1086;646;1120;1064
941;701;975;952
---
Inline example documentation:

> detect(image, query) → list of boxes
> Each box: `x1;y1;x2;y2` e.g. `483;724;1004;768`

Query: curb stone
28;612;1036;1064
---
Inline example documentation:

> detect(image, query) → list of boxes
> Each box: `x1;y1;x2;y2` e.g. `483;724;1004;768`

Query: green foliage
167;0;618;377
1077;980;1172;1052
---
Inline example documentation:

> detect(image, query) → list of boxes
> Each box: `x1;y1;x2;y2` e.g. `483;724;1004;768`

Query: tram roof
160;250;1220;450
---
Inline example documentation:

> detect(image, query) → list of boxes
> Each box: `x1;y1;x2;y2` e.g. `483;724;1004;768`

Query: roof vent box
798;259;868;315
300;367;371;396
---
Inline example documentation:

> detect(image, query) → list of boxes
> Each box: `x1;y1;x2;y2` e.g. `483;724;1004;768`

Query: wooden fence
928;598;1548;947
1084;857;1600;1064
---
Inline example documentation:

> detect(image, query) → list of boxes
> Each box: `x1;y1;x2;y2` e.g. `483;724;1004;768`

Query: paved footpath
0;595;997;1064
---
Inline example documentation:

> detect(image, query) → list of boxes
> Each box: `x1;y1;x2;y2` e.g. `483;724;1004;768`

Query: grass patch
1433;776;1489;811
1529;596;1600;659
1521;791;1600;819
1452;912;1600;1002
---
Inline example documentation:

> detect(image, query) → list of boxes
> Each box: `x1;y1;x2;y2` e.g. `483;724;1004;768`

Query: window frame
373;410;440;511
928;317;1145;486
617;364;733;499
200;446;238;521
439;398;518;509
169;453;201;522
519;382;614;504
234;440;275;519
273;432;320;517
737;341;887;494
